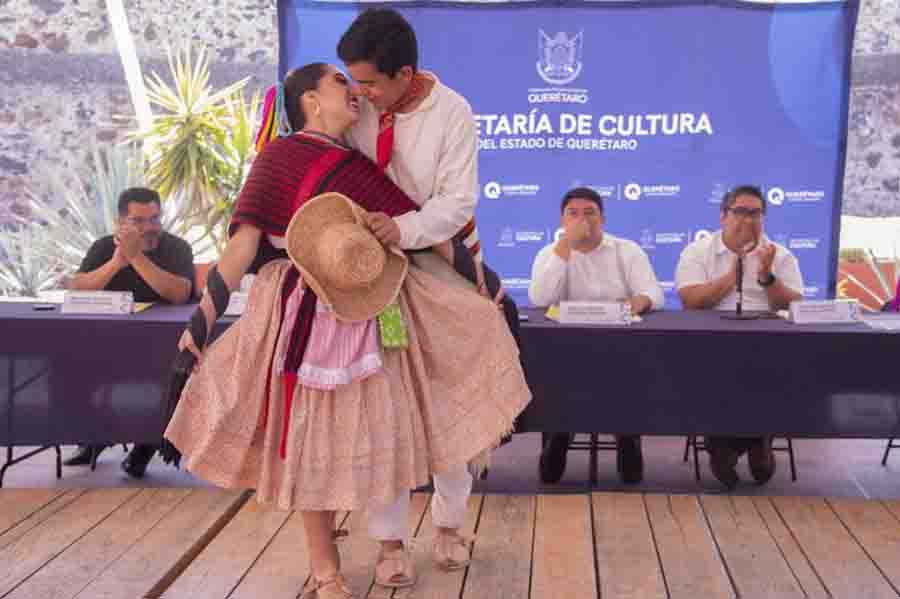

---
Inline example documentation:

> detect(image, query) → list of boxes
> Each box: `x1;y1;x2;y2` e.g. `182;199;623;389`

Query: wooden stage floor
1;489;899;598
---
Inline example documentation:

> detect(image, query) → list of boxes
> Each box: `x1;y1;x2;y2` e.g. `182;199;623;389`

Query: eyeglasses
122;215;161;227
728;207;763;220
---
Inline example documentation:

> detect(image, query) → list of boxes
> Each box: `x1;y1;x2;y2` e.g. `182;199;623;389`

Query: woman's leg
301;510;340;580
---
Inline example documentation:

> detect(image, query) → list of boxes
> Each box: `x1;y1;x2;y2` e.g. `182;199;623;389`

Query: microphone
722;250;759;320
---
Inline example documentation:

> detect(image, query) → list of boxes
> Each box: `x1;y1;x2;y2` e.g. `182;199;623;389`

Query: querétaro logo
484;181;502;200
789;238;820;250
709;182;728;204
767;186;826;205
623;182;680;201
537;30;583;86
693;229;713;242
483;181;541;200
767;187;786;206
655;232;687;245
624;183;642;201
515;230;545;243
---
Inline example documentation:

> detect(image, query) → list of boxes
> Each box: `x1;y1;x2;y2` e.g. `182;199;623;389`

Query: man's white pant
368;463;472;541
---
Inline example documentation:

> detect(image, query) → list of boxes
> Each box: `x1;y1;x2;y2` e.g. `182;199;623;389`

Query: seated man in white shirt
529;187;664;484
675;184;803;490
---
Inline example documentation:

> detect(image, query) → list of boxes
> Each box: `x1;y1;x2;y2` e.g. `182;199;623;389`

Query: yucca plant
130;43;259;254
0;225;63;297
204;89;260;246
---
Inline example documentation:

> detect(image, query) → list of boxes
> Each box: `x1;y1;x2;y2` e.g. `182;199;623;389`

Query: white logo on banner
790;238;820;250
483;181;540;199
498;227;515;248
515;230;545;243
501;278;532;290
767;187;786;206
768;188;825;204
694;229;713;242
656;232;687;245
537;30;583;86
709;182;728;204
624;183;642;201
640;229;655;249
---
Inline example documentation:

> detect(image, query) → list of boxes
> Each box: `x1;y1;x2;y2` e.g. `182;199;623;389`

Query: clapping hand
115;224;143;261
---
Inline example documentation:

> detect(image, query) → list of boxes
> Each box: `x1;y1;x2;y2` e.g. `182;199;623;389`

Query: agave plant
130;43;259;253
0;225;63;297
20;142;144;276
20;142;211;276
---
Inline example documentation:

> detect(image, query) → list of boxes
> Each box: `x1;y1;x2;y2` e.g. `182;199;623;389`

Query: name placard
224;292;249;316
559;301;631;325
61;291;134;315
789;299;861;324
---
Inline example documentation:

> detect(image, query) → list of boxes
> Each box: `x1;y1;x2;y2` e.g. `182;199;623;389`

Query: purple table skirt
2;302;899;445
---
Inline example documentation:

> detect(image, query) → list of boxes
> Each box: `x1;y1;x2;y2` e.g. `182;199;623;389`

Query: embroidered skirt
164;257;531;511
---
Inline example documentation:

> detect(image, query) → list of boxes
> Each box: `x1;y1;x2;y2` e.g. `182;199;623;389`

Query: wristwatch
758;272;776;287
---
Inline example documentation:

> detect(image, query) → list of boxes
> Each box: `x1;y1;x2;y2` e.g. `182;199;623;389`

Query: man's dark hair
337;8;418;77
561;187;604;214
118;187;161;216
721;185;766;215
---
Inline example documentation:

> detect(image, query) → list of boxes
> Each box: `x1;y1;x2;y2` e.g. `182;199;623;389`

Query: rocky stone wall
0;0;278;221
846;0;900;216
0;0;898;220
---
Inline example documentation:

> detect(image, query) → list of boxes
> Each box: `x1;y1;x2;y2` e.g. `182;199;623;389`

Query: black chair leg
692;436;702;481
0;446;11;488
54;445;62;479
883;438;896;466
589;433;599;486
683;436;691;462
786;438;797;482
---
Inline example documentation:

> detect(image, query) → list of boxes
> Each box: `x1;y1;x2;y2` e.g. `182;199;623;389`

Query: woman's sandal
301;573;354;599
374;545;416;588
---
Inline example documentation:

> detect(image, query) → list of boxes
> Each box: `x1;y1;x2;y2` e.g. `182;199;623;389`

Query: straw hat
285;192;407;322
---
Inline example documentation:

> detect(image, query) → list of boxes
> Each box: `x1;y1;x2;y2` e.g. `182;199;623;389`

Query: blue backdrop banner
278;0;858;307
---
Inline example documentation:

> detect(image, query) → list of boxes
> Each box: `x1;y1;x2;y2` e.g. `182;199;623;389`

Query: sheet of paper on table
545;303;642;324
861;315;900;332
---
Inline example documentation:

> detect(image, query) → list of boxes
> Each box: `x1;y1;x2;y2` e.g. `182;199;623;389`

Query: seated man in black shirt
64;187;194;478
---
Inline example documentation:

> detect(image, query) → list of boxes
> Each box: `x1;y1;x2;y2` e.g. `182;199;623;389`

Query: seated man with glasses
675;184;803;490
66;187;195;478
530;187;664;485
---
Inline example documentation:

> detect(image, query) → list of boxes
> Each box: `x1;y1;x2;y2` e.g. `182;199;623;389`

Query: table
3;302;899;484
516;308;900;438
0;303;231;484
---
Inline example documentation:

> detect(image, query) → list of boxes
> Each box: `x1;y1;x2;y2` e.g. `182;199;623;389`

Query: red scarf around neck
376;72;429;171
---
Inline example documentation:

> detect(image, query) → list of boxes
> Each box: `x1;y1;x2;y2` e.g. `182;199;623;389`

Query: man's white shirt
346;72;478;251
529;233;664;309
675;231;804;310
